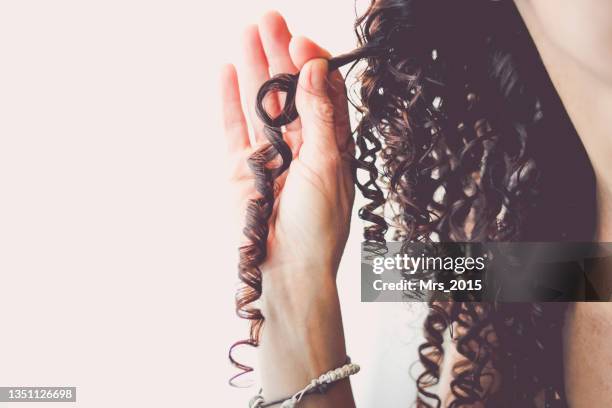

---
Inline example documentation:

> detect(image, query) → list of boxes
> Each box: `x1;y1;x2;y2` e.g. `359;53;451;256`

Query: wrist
259;262;338;318
256;262;351;407
258;272;348;397
260;264;346;364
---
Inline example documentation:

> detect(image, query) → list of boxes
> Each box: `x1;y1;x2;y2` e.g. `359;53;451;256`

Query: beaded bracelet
249;358;360;408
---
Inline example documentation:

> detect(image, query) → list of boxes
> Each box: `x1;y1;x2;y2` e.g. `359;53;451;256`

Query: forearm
258;268;355;408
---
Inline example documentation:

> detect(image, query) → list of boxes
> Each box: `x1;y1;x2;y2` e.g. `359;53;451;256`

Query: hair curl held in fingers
231;0;598;406
228;38;388;385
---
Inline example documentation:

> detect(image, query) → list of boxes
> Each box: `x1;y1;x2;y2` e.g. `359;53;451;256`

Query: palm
228;124;353;270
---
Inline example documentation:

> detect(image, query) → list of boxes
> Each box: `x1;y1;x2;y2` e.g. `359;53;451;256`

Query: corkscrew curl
353;0;595;407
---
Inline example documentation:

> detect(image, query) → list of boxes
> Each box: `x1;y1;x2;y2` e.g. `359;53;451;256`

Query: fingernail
309;59;328;92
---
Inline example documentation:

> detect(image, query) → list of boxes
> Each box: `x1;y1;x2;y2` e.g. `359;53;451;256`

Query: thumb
295;59;339;159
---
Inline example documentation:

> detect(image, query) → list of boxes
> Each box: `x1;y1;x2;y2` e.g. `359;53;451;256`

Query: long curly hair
231;0;598;406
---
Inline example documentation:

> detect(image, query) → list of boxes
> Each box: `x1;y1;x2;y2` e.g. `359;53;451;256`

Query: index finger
290;36;351;151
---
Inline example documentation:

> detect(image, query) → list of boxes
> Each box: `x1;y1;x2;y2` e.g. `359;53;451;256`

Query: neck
516;3;612;241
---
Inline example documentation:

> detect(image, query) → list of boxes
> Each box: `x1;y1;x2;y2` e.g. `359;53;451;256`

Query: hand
221;14;356;406
221;12;355;293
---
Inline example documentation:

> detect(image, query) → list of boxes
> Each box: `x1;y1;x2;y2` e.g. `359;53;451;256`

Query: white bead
281;399;296;408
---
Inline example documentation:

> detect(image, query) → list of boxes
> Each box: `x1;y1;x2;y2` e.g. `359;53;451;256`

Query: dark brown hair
231;0;597;406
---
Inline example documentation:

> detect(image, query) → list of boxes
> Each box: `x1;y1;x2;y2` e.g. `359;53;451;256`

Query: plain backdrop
0;1;423;406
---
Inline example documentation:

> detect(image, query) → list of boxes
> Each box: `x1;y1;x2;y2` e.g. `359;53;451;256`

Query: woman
221;0;612;406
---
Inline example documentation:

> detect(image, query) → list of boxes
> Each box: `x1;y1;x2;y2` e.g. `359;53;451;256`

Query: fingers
242;25;278;145
239;14;351;164
289;36;332;67
258;11;302;140
295;59;339;167
259;12;298;76
221;64;250;153
290;37;352;153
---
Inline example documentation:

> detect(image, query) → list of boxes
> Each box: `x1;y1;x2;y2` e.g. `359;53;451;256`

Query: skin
515;1;612;407
221;12;355;407
221;5;612;407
